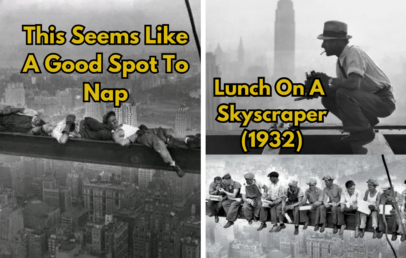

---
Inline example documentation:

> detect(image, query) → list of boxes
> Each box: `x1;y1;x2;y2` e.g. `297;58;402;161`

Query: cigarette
320;51;326;55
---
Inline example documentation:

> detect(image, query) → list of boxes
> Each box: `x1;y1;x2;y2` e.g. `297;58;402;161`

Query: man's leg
334;88;395;133
79;120;112;141
243;202;254;222
84;117;112;131
254;199;262;219
207;200;219;216
258;206;269;231
332;206;340;234
149;127;189;149
222;200;232;216
275;204;286;232
226;201;241;222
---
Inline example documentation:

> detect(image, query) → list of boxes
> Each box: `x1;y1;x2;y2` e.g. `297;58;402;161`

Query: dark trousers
136;131;174;164
300;205;325;225
278;205;300;226
222;199;242;222
319;205;340;225
337;207;360;227
149;127;189;149
79;117;112;140
321;88;395;132
260;203;281;224
207;200;223;216
378;213;400;233
242;199;262;221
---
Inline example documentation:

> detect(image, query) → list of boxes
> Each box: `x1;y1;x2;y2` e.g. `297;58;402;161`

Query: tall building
113;102;138;126
85;100;106;122
0;188;24;241
27;230;47;258
274;0;295;79
66;170;83;203
56;88;74;111
10;160;27;197
105;220;129;258
175;105;191;137
138;168;155;190
206;53;221;131
5;83;25;107
237;37;244;63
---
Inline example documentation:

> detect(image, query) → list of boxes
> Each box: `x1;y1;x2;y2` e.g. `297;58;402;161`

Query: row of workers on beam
207;172;406;241
0;105;200;178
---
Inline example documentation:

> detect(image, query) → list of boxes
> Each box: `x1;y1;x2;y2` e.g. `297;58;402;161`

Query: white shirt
340;189;360;207
266;181;285;201
51;120;78;143
113;124;139;140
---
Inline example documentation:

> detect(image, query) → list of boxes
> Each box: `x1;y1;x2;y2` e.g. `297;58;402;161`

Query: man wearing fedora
316;20;395;142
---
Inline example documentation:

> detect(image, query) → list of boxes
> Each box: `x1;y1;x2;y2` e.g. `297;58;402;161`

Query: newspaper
209;195;222;202
379;205;393;215
357;199;371;215
299;205;312;211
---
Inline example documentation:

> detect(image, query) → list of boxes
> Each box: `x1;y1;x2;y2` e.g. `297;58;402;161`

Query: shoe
341;128;375;143
186;135;200;149
392;233;397;241
253;216;259;222
314;224;320;232
257;223;267;231
377;231;384;239
208;213;214;217
401;234;406;242
339;225;346;235
215;216;219;223
355;227;360;238
333;225;338;234
269;224;278;233
294;226;299;235
248;220;253;225
373;229;378;239
171;164;185;178
139;124;149;131
360;229;365;238
303;220;309;230
224;221;234;228
320;223;326;233
275;224;286;233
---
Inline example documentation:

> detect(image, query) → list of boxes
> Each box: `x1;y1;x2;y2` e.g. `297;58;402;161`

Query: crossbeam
206;202;397;234
0;133;200;174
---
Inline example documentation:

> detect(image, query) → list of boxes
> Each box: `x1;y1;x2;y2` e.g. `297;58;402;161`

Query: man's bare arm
331;73;362;91
112;130;132;147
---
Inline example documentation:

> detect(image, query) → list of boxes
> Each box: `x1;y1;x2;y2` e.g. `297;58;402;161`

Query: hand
136;129;147;137
368;205;375;211
219;188;225;193
311;204;317;211
139;124;149;131
352;204;358;210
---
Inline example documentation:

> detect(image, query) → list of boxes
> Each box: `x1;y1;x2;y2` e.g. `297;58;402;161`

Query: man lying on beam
0;105;45;135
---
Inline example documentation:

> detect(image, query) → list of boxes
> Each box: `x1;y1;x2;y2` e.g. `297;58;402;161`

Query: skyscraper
274;0;295;80
206;53;221;131
238;37;244;63
5;83;25;107
175;105;191;137
85;100;106;122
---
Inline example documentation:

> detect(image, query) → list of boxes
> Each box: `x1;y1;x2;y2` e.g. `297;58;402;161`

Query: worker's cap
267;171;279;178
366;179;379;187
244;173;255;180
381;183;392;191
307;178;317;185
322;175;335;181
288;180;298;187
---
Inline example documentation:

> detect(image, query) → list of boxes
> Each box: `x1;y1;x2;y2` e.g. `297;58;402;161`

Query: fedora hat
317;21;352;40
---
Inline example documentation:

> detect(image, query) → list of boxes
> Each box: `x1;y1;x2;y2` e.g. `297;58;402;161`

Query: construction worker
301;177;324;231
208;176;226;223
220;173;242;228
319;175;343;234
257;171;286;233
279;180;304;235
0;105;45;134
338;180;361;236
359;179;381;239
241;172;267;225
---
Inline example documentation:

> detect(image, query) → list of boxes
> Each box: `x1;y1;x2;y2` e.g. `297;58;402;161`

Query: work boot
253;216;259;222
208;213;214;217
320;223;326;233
248;220;253;225
314;224;320;232
186;135;201;149
275;224;286;233
257;223;267;231
224;221;234;228
294;226;299;235
303;220;309;230
269;224;278;233
339;225;346;235
333;224;338;234
341;127;375;143
171;164;185;178
355;227;360;238
359;229;365;238
373;229;378;239
401;234;406;242
377;231;384;239
215;216;219;223
392;233;397;241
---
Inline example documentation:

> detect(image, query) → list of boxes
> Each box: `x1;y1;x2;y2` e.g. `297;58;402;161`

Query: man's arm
112;130;132;147
0;106;24;116
208;183;218;195
330;73;362;91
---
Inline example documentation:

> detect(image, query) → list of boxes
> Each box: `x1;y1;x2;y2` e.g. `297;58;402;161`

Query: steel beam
0;133;200;174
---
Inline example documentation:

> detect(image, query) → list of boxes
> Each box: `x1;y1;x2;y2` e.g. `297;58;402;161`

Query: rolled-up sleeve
346;49;366;78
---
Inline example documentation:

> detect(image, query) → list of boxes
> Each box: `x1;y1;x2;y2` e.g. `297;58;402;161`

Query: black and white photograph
206;0;406;155
206;155;406;258
0;0;201;257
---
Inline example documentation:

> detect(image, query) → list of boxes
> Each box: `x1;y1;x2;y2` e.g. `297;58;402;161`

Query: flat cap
288;180;298;187
322;175;335;181
244;173;255;180
381;183;392;191
307;178;317;185
267;171;279;178
366;179;379;186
